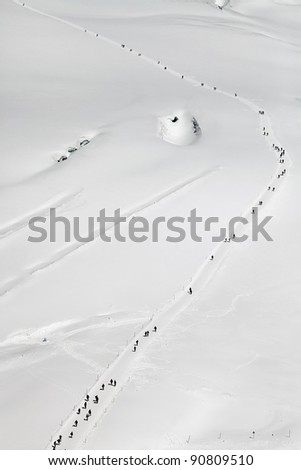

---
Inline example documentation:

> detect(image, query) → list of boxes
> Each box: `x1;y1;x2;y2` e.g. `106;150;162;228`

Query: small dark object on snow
73;420;78;428
192;117;200;134
58;155;68;162
121;44;125;48
100;384;105;390
164;66;167;70
69;432;73;439
82;402;87;409
76;408;81;414
258;201;263;206
138;53;141;56
153;326;157;333
68;146;77;153
132;346;136;352
80;139;90;147
188;287;193;295
94;395;99;404
171;116;179;123
210;255;214;260
85;395;89;402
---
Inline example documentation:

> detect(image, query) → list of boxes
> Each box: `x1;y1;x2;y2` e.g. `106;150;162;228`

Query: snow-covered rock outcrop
215;0;230;9
157;110;201;146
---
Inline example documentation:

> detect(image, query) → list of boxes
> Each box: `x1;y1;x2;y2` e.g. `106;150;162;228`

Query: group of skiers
132;326;157;352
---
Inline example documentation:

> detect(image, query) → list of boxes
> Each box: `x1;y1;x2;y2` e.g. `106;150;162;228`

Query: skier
100;384;105;391
76;408;81;415
188;287;193;295
135;340;139;346
258;201;263;206
210;255;214;260
153;326;157;333
73;420;78;428
85;395;89;402
171;116;179;123
82;402;87;409
132;346;137;352
88;409;92;416
109;379;113;386
94;395;99;404
113;380;117;387
69;432;73;439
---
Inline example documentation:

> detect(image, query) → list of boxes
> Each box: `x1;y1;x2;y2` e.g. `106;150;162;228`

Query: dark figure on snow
153;326;157;333
258;201;263;206
188;287;193;295
57;435;62;444
82;402;87;409
94;395;99;404
132;346;136;352
85;395;89;402
171;116;178;123
109;379;114;386
113;380;117;387
73;420;78;428
135;340;139;346
76;408;81;415
100;384;105;391
69;432;73;439
210;255;214;260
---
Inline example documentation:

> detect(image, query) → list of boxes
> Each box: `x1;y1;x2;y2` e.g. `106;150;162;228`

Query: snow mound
215;0;230;9
157;110;201;146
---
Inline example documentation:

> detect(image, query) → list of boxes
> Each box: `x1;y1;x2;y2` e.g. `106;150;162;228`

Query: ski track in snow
0;166;221;297
10;1;293;450
0;190;82;240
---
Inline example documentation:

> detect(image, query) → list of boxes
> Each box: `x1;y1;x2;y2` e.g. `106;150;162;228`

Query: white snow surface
0;0;301;450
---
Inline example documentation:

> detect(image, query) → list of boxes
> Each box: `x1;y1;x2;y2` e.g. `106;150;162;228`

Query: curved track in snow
11;0;292;450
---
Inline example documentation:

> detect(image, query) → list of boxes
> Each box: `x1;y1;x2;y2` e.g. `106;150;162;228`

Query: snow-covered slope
0;0;300;450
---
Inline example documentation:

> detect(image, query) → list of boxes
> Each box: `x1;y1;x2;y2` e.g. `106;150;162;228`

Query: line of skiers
132;326;157;352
